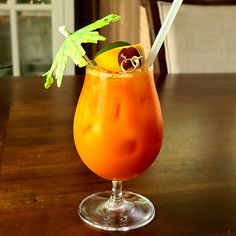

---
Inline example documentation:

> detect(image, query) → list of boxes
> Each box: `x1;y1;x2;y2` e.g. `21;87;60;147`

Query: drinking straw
145;0;183;67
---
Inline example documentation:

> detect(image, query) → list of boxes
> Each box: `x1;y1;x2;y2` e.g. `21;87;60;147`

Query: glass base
79;191;155;231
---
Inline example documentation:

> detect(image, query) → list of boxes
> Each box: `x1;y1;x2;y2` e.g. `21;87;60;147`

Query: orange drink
43;13;169;231
73;65;163;181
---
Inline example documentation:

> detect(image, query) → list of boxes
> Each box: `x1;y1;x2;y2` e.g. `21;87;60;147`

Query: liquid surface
73;66;163;180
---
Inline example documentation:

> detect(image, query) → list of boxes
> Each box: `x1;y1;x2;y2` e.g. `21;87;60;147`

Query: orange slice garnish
94;43;145;72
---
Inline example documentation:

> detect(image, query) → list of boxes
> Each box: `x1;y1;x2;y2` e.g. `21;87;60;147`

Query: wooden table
0;74;236;236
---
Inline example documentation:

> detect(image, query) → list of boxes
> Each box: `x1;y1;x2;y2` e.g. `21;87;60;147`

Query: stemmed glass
43;0;182;228
73;65;163;231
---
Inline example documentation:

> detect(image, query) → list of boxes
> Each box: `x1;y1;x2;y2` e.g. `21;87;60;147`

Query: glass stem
109;180;123;208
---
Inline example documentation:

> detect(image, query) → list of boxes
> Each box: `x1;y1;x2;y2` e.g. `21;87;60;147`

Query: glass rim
86;64;153;76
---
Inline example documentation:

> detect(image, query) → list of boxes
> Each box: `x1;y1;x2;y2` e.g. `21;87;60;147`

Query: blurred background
2;0;236;77
0;0;150;77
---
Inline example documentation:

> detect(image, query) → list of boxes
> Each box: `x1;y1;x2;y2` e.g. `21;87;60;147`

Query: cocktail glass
73;65;163;231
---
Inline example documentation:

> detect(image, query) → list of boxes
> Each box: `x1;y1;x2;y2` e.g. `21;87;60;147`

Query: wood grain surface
0;74;236;236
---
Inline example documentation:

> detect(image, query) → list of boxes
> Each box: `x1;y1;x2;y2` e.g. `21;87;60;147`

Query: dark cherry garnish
118;47;142;72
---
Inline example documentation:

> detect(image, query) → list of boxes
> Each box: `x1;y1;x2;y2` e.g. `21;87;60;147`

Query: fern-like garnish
43;14;120;89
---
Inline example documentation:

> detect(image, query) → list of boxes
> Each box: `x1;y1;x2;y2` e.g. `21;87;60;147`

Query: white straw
145;0;183;67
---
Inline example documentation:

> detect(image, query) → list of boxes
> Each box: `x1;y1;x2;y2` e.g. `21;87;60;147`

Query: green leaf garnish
43;14;120;89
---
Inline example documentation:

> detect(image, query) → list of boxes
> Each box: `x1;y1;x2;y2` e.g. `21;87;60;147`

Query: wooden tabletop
0;74;236;236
